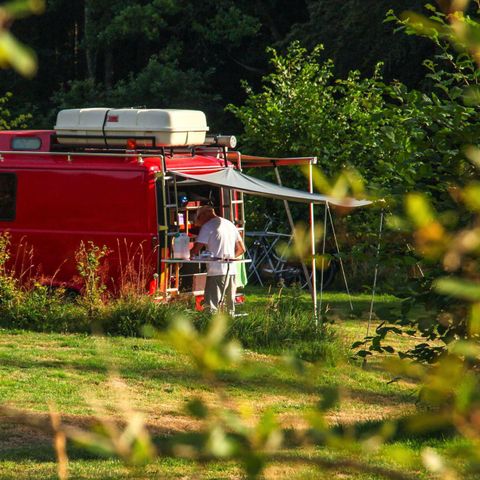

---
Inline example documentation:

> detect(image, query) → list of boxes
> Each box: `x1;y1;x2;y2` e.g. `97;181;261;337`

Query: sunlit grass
0;289;461;479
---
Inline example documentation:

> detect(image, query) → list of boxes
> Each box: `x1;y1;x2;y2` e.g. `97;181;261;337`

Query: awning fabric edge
169;168;372;208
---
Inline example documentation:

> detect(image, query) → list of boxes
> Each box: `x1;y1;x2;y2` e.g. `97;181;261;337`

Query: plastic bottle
173;233;190;259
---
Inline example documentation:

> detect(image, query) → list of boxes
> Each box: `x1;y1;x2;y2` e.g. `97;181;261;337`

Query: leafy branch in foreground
0;0;44;76
355;1;480;364
2;313;476;479
0;316;420;480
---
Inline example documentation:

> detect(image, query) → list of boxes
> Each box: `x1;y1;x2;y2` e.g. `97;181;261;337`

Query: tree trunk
84;0;96;80
104;48;114;90
256;1;282;43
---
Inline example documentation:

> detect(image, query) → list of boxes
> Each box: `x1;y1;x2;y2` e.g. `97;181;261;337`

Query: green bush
0;284;88;332
99;296;187;337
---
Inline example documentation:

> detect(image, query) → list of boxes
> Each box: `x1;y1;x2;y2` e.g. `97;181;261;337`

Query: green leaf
406;193;436;227
434;277;480;301
357;350;373;358
0;30;37;77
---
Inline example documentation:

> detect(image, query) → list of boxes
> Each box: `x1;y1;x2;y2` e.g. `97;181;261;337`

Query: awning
170;168;372;208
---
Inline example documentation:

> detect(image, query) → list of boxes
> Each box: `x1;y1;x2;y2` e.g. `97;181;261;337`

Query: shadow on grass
0;412;457;465
330;415;456;443
0;353;415;406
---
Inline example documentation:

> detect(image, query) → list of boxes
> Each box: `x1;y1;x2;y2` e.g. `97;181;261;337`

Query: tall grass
194;287;342;363
0;235;341;362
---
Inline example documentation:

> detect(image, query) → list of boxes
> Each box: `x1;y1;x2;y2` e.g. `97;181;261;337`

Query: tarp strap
327;204;353;311
273;163;312;293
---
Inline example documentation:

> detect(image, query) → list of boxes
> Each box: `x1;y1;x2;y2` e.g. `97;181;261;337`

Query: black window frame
0;173;17;222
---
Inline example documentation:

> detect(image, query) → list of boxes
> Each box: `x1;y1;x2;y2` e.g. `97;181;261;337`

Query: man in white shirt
191;205;245;313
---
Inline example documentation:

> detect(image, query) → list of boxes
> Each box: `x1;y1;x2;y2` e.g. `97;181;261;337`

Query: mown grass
0;288;470;479
0;284;346;362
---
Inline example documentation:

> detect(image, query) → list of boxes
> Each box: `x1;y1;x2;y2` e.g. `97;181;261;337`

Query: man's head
195;205;217;226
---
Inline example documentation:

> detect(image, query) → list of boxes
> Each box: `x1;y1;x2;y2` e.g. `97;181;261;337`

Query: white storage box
54;108;209;146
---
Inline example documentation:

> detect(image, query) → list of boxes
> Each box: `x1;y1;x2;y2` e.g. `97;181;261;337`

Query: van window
11;136;42;151
0;173;16;221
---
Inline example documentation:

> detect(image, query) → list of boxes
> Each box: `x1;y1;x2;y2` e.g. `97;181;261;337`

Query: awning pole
366;209;385;338
274;165;313;292
319;202;328;321
309;162;318;325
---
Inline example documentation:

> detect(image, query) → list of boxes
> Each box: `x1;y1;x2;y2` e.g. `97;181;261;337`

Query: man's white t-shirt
196;217;240;276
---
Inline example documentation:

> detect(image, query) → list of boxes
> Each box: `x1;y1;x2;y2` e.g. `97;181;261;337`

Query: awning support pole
309;163;318;325
366;209;385;338
327;204;353;311
274;165;313;292
319;202;328;322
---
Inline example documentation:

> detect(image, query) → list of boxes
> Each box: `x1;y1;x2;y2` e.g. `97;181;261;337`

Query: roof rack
51;133;231;162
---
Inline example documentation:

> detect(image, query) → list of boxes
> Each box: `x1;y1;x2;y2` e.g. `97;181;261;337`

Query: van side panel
18;168;148;231
0;165;157;291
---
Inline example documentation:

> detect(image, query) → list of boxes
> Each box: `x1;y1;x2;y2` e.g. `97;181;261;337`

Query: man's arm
191;242;207;258
235;238;246;258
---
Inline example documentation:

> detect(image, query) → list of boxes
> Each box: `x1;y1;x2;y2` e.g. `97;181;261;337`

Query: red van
0;119;243;298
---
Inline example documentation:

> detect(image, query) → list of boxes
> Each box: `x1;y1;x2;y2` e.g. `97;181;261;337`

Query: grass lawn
0;288;467;479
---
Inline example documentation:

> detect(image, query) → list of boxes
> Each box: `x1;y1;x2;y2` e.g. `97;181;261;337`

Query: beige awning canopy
170;168;372;208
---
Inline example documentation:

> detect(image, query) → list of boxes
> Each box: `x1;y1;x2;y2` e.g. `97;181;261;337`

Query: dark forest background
4;0;438;133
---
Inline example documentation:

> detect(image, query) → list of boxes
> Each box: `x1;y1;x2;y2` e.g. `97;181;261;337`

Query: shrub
99;296;187;337
75;241;110;314
195;287;342;363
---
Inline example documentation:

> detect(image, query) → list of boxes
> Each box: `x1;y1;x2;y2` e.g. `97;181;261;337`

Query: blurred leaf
421;447;445;474
186;398;209;419
463;86;480;105
207;312;228;345
464;145;480;170
448;339;480;358
318;387;340;411
206;426;235;458
283;353;306;375
469;302;480;336
435;277;480;300
406;193;436;228
244;453;264;478
462;182;480;211
0;30;37;77
400;10;445;37
3;0;45;17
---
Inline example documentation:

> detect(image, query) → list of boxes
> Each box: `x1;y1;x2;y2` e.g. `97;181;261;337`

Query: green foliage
0;283;89;332
75;241;109;315
99;295;184;336
4;0;439;132
287;0;433;85
0;0;44;77
23;0;310;130
229;40;480;203
351;3;480;364
52;58;219;117
0;234;338;359
213;286;342;363
0;91;30;129
0;232;19;305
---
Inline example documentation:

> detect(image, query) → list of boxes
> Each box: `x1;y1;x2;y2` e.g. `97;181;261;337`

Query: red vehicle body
0;129;239;296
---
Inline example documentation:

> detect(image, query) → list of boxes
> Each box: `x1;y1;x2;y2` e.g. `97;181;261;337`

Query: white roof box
54;108;209;147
